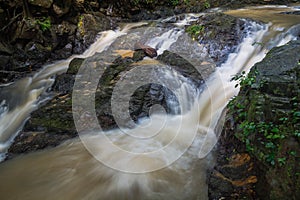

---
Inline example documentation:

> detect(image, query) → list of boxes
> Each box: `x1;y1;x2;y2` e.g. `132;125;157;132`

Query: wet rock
28;0;53;8
185;13;248;65
54;21;77;36
212;40;300;199
131;7;176;21
134;42;157;58
132;50;147;61
0;55;10;68
0;71;26;84
52;43;73;60
6;131;75;159
8;49;205;156
74;13;114;54
8;49;27;71
208;123;259;199
1;0;288;86
281;11;300;15
66;58;84;75
53;0;72;16
25;42;51;62
12;19;38;41
157;50;204;87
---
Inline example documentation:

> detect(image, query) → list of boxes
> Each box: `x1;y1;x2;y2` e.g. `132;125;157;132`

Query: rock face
209;40;300;199
7;49;205;157
185;13;248;65
0;1;115;84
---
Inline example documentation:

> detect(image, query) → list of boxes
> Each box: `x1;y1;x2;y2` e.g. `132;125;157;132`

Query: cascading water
0;22;146;160
0;5;299;200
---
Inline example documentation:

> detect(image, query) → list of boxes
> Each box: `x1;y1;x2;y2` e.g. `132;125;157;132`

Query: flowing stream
0;5;299;200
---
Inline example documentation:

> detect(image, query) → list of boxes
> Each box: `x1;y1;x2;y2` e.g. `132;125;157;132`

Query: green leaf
271;127;279;133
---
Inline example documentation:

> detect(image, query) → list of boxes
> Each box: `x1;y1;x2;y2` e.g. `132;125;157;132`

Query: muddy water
0;5;299;200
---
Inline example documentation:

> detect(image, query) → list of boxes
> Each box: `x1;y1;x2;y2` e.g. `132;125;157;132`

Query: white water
0;22;146;160
0;5;299;200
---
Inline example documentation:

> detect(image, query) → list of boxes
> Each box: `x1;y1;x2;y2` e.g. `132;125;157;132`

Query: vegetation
186;24;205;39
171;0;180;6
203;0;211;9
229;69;299;167
36;17;51;32
78;15;85;36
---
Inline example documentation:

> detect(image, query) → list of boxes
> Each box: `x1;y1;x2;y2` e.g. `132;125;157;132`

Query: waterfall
0;5;299;200
0;23;147;160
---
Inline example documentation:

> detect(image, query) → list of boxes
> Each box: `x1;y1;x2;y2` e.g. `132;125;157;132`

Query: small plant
36;17;51;32
186;24;205;38
171;0;179;6
231;70;258;88
228;66;300;168
203;0;210;9
183;0;190;5
277;157;286;167
294;130;300;138
266;153;275;166
78;15;85;36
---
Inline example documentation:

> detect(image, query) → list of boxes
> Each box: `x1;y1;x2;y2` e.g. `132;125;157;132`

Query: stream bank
209;40;300;199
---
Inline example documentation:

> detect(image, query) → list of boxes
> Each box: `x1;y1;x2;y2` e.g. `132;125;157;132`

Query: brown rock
134;42;157;58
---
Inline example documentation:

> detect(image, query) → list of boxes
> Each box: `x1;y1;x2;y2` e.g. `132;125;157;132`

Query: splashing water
0;5;299;200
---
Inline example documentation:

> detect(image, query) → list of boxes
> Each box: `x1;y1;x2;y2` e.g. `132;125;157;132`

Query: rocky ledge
6;49;207;158
7;12;248;158
209;40;300;199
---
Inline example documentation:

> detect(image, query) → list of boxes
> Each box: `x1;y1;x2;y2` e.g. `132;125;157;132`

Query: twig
0;13;22;32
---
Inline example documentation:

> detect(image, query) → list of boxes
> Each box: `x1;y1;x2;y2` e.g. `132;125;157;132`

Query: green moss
30;116;74;131
186;24;205;39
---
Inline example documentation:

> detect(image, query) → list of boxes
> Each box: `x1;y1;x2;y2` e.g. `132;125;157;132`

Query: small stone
134;42;157;58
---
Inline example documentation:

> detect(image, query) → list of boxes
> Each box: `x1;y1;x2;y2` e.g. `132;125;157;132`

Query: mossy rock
226;40;300;199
